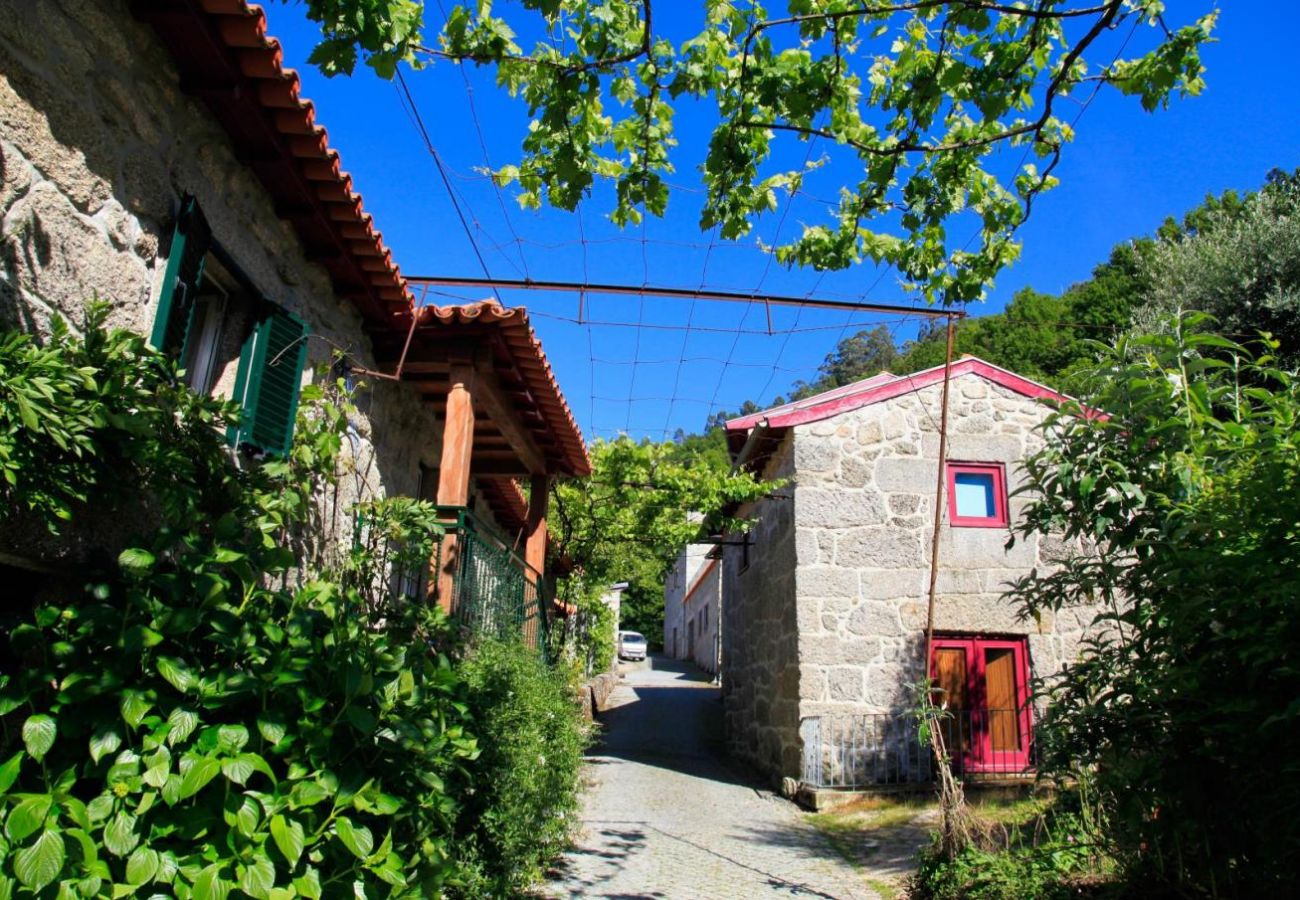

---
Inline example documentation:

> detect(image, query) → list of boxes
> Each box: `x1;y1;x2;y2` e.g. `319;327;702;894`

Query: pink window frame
946;461;1008;528
930;635;1034;774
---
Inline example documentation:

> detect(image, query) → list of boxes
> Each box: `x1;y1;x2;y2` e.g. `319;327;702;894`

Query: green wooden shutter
228;307;310;456
150;194;212;358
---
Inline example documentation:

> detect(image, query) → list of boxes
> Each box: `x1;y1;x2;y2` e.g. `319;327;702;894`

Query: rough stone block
828;667;864;702
837;454;870;488
836;526;925;569
846;600;904;637
873;456;934;493
860;568;924;602
799;634;883;666
794;437;837;473
799;566;858;599
856;420;883;445
796;487;886;528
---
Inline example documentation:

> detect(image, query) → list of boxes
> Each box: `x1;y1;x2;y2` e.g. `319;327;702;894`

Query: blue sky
267;2;1297;441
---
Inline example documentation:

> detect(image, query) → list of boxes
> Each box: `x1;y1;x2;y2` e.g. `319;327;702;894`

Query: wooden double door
930;636;1034;774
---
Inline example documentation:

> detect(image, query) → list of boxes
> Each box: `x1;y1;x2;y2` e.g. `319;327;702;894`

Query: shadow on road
587;655;769;790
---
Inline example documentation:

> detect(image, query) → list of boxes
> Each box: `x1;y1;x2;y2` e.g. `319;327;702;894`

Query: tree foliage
1007;316;1300;894
292;0;1214;302
550;436;774;648
1136;168;1300;361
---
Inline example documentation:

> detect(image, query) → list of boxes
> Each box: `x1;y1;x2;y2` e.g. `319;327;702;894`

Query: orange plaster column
431;358;476;613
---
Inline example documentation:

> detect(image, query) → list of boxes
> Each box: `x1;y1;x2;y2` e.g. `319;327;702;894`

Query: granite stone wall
722;370;1108;784
0;0;442;567
721;433;802;779
791;371;1103;725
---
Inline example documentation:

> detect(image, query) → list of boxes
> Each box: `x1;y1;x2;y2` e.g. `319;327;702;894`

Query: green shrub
0;310;481;896
1009;318;1300;894
450;640;588;897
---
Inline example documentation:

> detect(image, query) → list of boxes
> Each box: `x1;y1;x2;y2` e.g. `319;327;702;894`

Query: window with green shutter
151;194;212;359
227;307;310;457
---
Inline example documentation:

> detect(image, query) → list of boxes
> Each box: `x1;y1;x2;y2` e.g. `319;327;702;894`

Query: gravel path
545;655;878;900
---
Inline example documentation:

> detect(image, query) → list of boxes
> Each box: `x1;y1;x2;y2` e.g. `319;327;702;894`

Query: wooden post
924;315;958;673
525;474;549;578
431;355;476;613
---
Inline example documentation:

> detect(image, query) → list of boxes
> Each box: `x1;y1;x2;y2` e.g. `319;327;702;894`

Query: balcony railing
431;506;551;658
800;709;1038;790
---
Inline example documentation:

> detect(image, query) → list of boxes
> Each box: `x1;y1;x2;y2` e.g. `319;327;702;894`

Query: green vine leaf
102;811;139;857
191;862;231;900
125;846;159;885
333;816;373;859
156;657;197;694
21;715;56;761
5;795;53;842
270;814;305;869
88;727;122;765
178;757;221;800
0;752;23;795
13;829;65;892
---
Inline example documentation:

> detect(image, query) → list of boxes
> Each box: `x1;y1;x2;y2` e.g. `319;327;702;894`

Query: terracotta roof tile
416;301;591;477
145;2;589;478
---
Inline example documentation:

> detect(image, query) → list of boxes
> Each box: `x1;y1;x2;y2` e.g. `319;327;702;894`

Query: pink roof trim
725;357;1079;433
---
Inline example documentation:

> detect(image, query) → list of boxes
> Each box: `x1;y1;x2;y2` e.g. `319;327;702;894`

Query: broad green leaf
14;829;65;891
221;757;254;786
89;727;122;765
0;752;23;795
235;797;261;838
178;756;221;800
167;708;199;746
191;863;231;900
125;846;159;885
102;811;139;857
238;853;275;899
256;713;287;745
117;548;155;574
270;814;305;868
120;691;153;728
333;816;373;859
156;657;197;693
292;867;322;899
5;795;52;842
22;715;56;761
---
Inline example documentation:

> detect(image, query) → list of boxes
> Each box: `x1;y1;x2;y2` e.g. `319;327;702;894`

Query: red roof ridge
726;356;1081;433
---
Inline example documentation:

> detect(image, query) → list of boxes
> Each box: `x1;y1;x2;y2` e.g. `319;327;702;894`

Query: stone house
0;0;588;620
664;544;721;674
717;358;1106;789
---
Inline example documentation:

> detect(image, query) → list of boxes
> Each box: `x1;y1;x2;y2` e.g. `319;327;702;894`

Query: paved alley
546;656;878;900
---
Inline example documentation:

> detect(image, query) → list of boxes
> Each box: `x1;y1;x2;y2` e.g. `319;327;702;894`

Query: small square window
946;462;1007;527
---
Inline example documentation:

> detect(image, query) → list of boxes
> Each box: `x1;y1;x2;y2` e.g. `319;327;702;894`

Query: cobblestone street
546;656;877;899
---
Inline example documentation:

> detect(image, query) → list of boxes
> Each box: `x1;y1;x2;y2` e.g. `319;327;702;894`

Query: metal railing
433;506;550;658
801;709;1037;789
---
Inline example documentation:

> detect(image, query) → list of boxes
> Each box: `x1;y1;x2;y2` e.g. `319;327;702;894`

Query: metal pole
924;314;958;670
405;275;965;320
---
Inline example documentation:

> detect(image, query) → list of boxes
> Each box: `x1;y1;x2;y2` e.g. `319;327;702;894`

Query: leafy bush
1008;316;1300;895
1;308;564;896
450;640;588;897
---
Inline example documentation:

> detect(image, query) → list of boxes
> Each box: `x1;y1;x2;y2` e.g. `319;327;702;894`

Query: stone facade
721;368;1108;784
721;434;803;778
0;0;506;569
